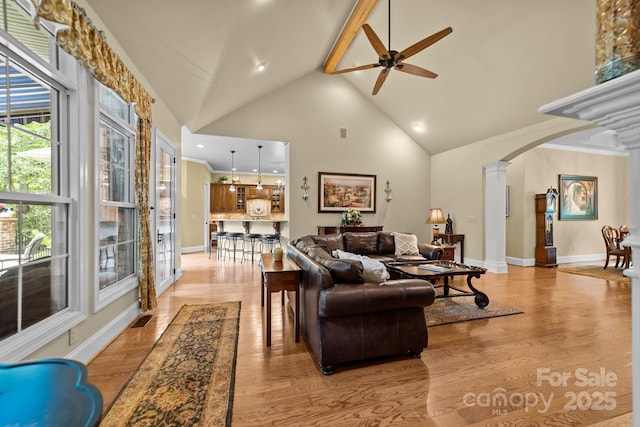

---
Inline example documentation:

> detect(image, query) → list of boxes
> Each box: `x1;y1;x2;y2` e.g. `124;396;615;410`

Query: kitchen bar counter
212;218;286;235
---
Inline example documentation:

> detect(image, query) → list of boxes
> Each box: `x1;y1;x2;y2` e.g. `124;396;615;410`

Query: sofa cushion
378;232;395;255
393;232;419;256
293;236;316;251
312;234;344;252
333;249;390;283
319;280;436;318
343;232;378;255
305;244;333;260
316;257;364;284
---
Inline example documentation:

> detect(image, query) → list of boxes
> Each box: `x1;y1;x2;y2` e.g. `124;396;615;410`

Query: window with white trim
96;84;137;294
0;0;75;351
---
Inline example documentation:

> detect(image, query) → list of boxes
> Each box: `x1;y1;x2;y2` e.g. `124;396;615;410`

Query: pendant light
256;145;263;190
229;150;236;192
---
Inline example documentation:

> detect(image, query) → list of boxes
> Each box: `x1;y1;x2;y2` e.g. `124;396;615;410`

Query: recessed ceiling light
413;123;425;132
252;168;258;172
256;63;265;72
232;167;237;171
196;144;204;148
273;170;278;173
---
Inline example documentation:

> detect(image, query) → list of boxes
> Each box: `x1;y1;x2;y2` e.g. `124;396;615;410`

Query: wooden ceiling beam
323;0;379;74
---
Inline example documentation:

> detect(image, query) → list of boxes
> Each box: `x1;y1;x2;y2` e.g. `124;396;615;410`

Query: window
0;0;78;355
96;84;137;301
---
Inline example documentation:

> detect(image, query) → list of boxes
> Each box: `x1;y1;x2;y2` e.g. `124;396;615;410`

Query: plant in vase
341;207;363;226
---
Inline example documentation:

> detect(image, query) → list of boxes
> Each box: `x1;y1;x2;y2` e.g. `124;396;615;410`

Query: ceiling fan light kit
333;0;452;95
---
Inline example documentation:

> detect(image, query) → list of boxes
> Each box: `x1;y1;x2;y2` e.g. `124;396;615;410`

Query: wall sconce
301;176;310;200
384;180;392;202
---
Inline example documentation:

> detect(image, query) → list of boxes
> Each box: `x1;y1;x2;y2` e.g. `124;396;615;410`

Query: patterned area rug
426;297;522;327
101;302;240;427
557;265;630;282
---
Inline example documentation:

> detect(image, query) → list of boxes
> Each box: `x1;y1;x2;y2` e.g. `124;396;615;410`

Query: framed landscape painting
558;174;598;220
318;172;376;213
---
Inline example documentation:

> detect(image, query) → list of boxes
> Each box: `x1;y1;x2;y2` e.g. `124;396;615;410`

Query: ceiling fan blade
362;24;390;59
332;63;381;75
372;68;390;95
394;27;453;62
395;63;438;79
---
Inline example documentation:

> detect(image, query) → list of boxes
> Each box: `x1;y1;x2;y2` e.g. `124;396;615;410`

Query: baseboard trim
66;302;140;364
506;254;606;267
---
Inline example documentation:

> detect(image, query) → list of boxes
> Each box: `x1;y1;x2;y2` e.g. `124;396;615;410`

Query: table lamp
426;208;446;244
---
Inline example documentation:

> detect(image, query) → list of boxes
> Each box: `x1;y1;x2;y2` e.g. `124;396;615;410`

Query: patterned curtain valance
30;0;157;311
31;0;154;119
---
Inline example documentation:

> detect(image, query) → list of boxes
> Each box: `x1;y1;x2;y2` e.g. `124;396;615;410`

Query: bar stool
224;232;244;261
260;234;281;253
215;231;228;260
241;233;263;263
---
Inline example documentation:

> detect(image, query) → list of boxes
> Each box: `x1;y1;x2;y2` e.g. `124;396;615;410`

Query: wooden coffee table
386;260;489;308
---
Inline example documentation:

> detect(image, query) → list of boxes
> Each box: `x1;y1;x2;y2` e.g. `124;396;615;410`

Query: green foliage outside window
0;121;53;242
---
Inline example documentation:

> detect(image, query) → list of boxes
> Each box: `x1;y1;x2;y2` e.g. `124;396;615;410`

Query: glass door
154;132;175;293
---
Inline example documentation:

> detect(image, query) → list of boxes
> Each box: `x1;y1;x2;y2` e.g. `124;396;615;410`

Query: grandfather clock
535;188;558;267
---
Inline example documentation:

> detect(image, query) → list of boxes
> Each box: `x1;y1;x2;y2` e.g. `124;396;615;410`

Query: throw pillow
333;249;390;283
317;257;364;284
393;232;419;256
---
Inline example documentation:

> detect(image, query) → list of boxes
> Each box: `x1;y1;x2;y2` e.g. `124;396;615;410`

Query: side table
440;233;465;263
441;244;455;261
260;252;302;346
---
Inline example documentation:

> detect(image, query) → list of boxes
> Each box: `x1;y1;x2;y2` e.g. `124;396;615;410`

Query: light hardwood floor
88;252;632;426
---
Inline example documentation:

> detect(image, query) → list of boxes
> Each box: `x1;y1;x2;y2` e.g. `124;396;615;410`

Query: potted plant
218;175;228;184
341;208;363;226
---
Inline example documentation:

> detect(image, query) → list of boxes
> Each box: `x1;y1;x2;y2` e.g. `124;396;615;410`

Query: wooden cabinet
210;184;236;212
210;184;284;214
271;188;283;213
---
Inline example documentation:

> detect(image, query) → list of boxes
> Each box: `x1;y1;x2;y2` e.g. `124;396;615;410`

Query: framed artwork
318;172;376;213
558;174;598;220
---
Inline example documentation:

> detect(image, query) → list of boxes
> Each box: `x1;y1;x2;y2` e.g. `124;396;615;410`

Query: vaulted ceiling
83;0;598;170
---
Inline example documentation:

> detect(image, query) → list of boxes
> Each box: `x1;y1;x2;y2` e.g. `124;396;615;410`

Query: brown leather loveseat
287;231;442;375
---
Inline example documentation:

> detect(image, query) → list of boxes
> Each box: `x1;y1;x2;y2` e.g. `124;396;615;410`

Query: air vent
131;314;152;328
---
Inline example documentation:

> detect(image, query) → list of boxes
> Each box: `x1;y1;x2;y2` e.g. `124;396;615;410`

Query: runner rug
101;301;240;427
426;297;522;327
557;265;629;283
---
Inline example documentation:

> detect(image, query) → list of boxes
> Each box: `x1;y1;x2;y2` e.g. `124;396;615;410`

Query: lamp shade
426;208;446;224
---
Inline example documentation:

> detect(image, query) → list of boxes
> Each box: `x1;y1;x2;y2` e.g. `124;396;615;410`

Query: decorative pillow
333;249;390;283
378;232;395;255
392;232;419;256
317;257;364;284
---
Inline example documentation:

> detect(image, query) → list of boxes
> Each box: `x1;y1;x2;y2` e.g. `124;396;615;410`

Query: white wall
200;71;433;242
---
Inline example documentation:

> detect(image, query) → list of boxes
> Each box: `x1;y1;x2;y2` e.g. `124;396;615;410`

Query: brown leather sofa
287;231;442;375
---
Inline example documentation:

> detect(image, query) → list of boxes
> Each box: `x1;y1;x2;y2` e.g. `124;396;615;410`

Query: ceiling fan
333;0;452;95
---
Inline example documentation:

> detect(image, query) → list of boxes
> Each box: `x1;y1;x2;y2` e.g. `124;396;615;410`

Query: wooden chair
602;225;630;269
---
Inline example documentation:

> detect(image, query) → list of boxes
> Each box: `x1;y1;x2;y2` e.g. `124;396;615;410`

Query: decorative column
596;0;640;84
483;161;510;273
540;69;640;422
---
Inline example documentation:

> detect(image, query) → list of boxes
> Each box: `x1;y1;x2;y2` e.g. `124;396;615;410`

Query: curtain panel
31;0;157;310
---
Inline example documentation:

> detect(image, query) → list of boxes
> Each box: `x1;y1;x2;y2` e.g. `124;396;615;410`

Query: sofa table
260;253;301;346
317;225;383;235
